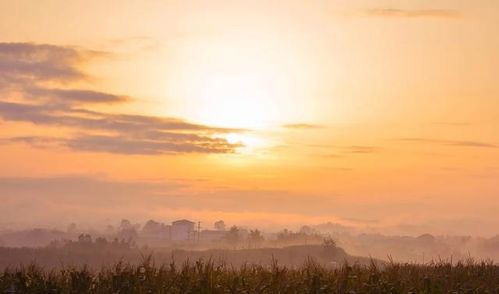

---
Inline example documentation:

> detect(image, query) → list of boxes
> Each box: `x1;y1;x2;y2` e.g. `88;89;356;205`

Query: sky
0;0;498;236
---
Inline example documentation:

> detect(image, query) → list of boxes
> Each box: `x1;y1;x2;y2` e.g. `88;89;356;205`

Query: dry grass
1;257;498;293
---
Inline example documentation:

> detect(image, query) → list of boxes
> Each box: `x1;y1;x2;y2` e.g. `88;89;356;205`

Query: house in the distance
171;219;195;241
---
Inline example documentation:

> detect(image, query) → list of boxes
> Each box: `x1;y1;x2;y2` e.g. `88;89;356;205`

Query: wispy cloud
343;145;378;154
0;101;233;133
23;87;130;105
430;122;471;127
0;42;240;155
310;144;379;156
3;133;239;155
0;42;103;84
397;138;498;149
365;8;460;19
282;123;324;129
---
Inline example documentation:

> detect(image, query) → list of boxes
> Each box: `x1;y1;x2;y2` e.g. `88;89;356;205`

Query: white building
171;219;195;241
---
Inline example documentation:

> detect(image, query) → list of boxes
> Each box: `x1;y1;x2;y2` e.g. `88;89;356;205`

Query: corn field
0;257;498;293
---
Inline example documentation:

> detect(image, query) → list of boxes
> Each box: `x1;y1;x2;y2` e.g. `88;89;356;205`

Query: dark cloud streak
24;87;130;104
397;138;498;149
0;42;241;155
283;123;324;129
0;42;97;83
365;8;460;19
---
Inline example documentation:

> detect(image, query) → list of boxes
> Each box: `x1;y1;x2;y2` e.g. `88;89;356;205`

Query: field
1;244;498;293
1;258;498;293
0;244;374;270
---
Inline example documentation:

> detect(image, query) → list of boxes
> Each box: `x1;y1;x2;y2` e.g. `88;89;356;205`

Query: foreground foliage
0;257;498;293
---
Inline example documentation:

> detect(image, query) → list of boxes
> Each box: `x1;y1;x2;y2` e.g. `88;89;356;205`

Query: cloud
0;136;62;149
282;123;324;129
0;42;102;84
0;101;240;154
365;8;460;19
430;122;471;127
397;138;498;149
0;42;240;155
3;134;238;155
0;101;235;133
310;144;379;156
67;134;239;155
343;145;377;154
0;43;124;106
24;87;130;104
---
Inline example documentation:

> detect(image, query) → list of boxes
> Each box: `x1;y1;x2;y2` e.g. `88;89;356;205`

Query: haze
0;0;498;237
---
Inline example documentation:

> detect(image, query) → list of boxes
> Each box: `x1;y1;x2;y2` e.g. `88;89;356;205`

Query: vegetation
0;257;498;293
1;235;498;292
0;243;367;271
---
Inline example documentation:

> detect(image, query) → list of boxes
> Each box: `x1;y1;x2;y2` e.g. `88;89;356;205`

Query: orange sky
0;0;498;236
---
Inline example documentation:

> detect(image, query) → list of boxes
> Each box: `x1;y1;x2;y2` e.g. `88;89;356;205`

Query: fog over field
0;3;498;290
1;218;498;270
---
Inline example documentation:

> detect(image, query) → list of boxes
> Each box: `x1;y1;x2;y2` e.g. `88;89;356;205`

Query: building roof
172;219;195;225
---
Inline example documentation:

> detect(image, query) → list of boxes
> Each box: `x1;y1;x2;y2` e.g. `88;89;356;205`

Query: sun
187;71;280;154
163;36;312;140
225;132;267;153
193;73;277;130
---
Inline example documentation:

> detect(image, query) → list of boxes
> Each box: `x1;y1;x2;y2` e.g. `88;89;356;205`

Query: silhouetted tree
67;223;77;234
117;219;139;242
77;234;92;244
299;225;316;235
248;229;264;248
119;219;133;231
214;220;226;231
226;226;240;248
142;220;162;234
322;236;338;258
276;229;322;245
95;237;108;247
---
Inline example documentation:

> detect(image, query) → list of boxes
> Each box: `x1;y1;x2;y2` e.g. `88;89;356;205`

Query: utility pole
197;221;201;243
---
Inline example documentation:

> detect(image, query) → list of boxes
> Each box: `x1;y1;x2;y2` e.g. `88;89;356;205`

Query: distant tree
95;237;108;247
77;234;92;244
117;227;138;242
119;219;133;231
248;229;264;248
118;219;139;242
322;236;338;258
67;223;77;234
277;229;299;242
48;239;64;248
299;225;316;235
142;220;162;234
141;219;170;240
105;225;115;234
276;228;322;245
225;226;240;248
214;220;226;231
323;236;337;248
416;234;436;244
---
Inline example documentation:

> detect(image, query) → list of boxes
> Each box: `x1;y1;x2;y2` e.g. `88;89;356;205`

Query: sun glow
212;132;268;155
164;36;311;131
192;73;277;130
226;133;267;152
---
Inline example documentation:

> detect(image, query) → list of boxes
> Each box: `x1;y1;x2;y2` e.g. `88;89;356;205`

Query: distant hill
169;244;378;267
0;244;379;270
